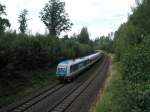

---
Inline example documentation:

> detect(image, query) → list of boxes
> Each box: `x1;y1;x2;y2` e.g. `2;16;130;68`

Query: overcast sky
1;0;136;39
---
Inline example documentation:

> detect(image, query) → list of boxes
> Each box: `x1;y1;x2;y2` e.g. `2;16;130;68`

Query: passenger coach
56;52;103;82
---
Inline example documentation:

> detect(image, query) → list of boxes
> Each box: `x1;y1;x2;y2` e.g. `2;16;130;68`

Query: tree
113;1;150;112
40;0;73;36
78;27;90;44
18;9;29;34
94;36;114;53
0;3;10;35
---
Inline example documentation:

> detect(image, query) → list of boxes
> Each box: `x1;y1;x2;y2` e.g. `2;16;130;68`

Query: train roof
58;58;86;67
57;52;101;67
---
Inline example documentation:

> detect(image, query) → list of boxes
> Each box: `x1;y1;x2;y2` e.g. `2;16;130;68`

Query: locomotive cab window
57;67;67;73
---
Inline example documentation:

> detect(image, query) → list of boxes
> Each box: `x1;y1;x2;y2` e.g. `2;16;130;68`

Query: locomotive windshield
57;67;66;72
56;66;67;75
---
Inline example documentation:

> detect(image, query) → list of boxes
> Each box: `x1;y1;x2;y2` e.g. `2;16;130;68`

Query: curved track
48;56;108;112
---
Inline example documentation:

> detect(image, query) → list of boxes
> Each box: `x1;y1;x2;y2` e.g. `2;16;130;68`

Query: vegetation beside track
93;55;123;112
112;0;150;111
94;1;150;112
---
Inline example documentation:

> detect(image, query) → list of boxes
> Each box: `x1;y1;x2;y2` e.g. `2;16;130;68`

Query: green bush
122;47;150;83
122;81;150;112
113;1;150;112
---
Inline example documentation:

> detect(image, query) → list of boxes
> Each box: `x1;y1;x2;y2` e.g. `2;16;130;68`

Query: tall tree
78;27;90;44
18;9;29;34
40;0;73;36
0;3;10;35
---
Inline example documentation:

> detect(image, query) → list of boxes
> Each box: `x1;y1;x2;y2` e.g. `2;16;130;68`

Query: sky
1;0;136;39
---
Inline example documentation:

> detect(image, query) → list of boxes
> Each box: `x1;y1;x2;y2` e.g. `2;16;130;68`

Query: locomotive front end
56;63;68;80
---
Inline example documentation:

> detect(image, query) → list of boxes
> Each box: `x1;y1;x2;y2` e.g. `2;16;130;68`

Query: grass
0;66;58;108
93;55;124;112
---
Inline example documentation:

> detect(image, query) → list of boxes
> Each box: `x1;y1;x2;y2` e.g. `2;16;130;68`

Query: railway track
0;82;64;112
1;55;108;112
47;56;108;112
65;56;110;112
12;85;64;112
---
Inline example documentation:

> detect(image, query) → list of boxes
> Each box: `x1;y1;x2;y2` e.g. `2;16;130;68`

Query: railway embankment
93;55;123;112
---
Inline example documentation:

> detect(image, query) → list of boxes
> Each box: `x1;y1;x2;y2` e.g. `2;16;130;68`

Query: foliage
40;0;73;36
0;3;10;35
113;0;150;112
0;30;94;78
122;46;150;83
95;59;124;112
130;0;150;35
122;81;150;112
18;9;29;34
94;36;114;53
78;27;90;44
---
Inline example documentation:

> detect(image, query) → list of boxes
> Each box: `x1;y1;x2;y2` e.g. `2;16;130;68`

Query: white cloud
64;0;135;38
1;0;135;39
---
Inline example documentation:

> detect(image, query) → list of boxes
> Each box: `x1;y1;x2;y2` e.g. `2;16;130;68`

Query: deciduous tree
78;27;90;44
0;3;10;35
18;9;29;34
40;0;73;36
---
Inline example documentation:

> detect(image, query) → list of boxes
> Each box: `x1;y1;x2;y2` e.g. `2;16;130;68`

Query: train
56;52;103;82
